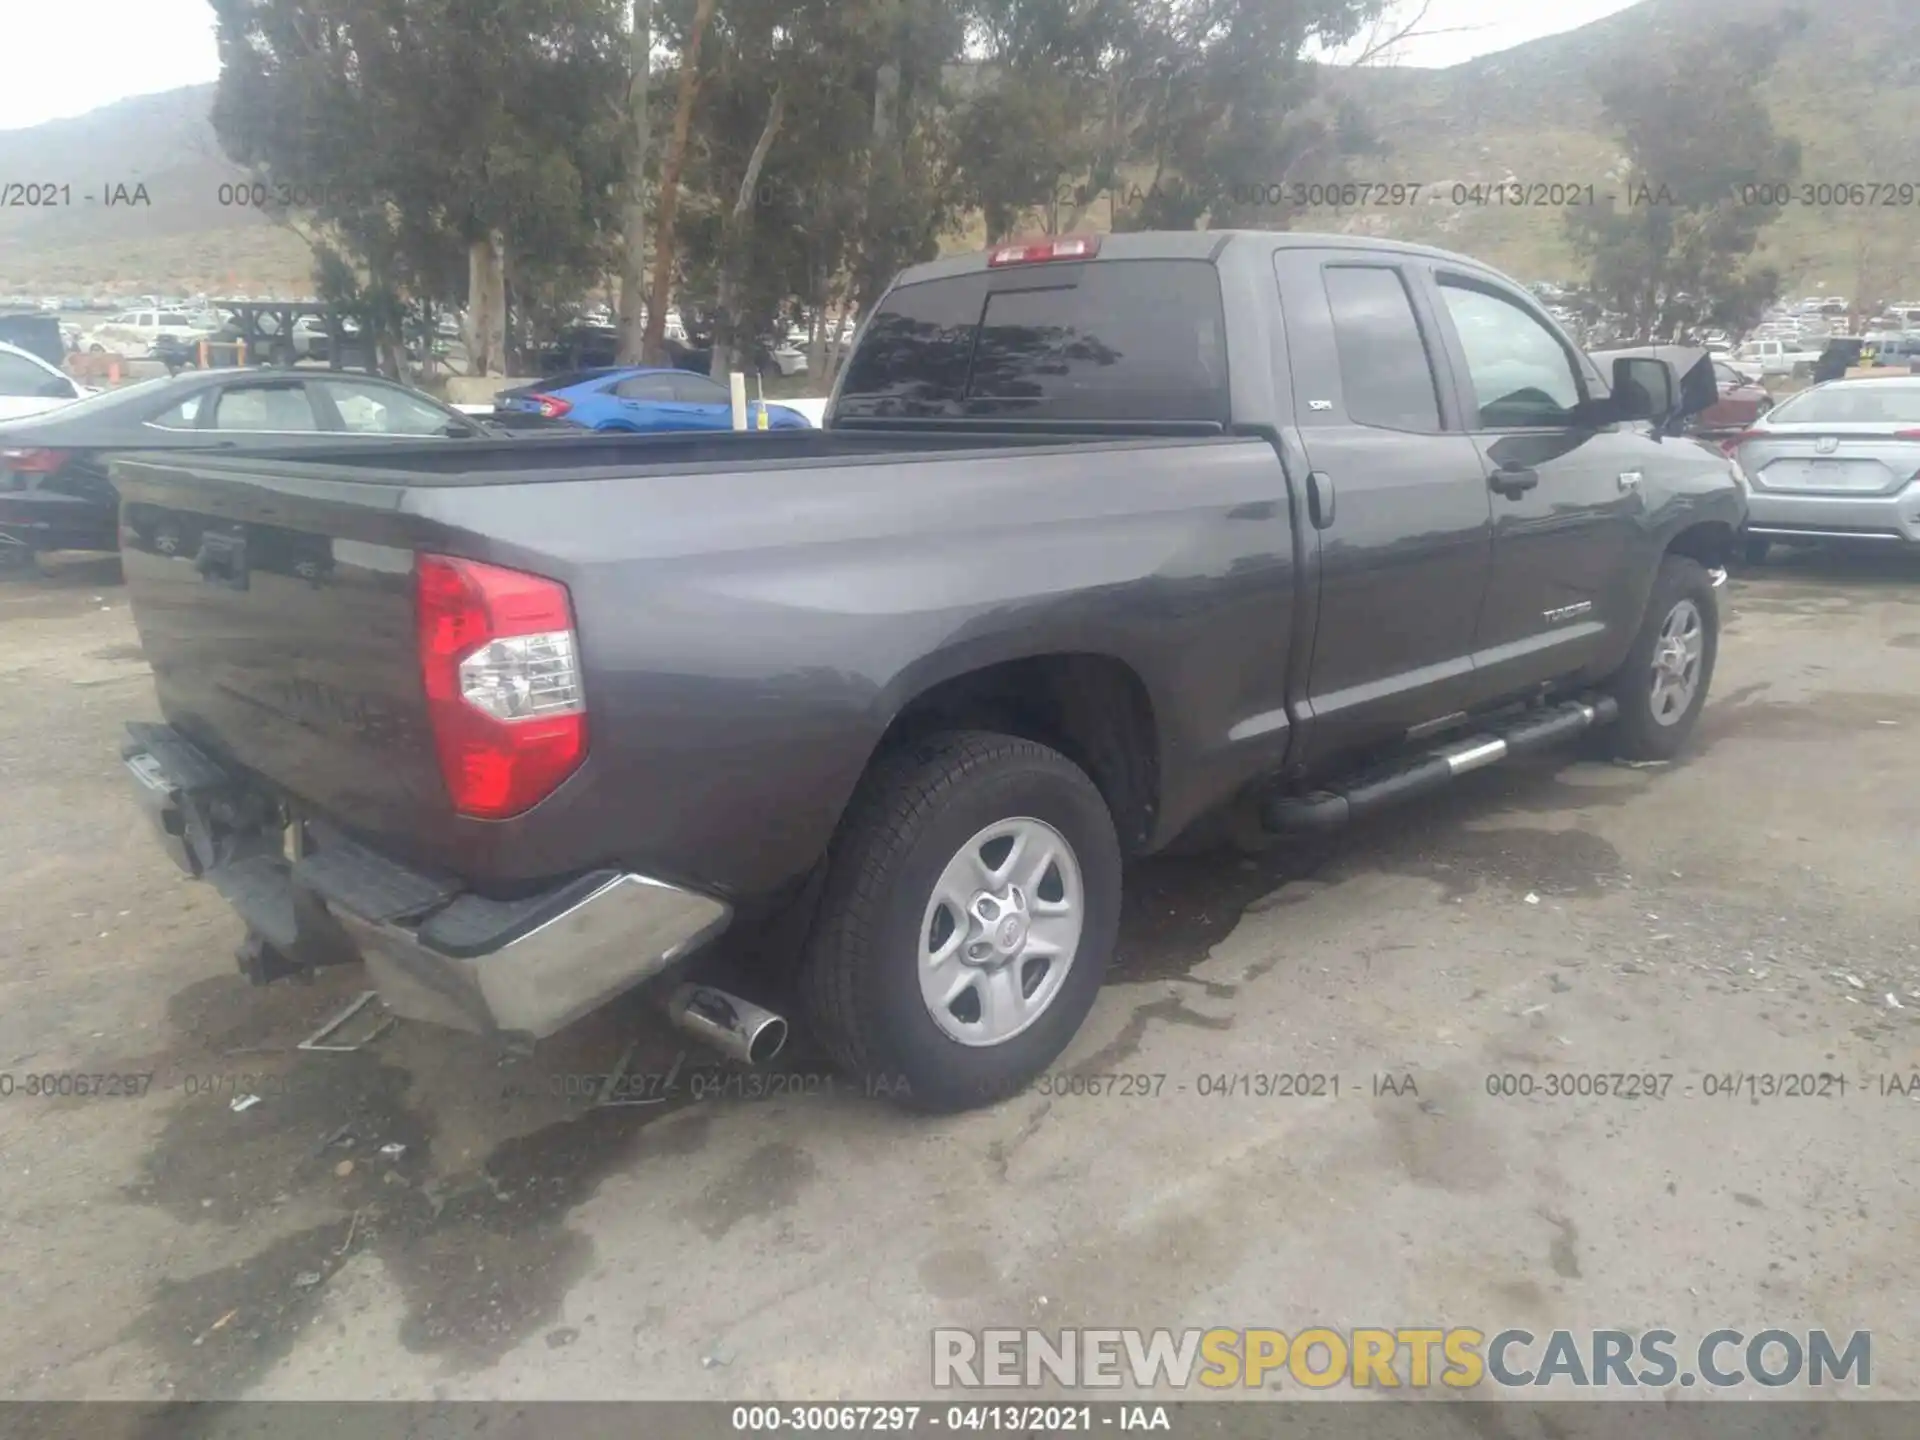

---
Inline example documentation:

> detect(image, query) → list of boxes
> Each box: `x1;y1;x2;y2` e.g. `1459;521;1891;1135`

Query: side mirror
443;421;480;439
38;377;78;399
1609;356;1675;426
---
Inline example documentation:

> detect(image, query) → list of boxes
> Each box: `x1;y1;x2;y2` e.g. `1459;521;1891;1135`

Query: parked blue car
494;366;812;432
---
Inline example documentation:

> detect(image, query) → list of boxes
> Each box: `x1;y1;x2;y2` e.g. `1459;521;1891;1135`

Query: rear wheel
800;731;1121;1113
1601;555;1719;762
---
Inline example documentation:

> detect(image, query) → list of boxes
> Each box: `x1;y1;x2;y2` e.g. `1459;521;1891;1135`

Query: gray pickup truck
113;231;1745;1111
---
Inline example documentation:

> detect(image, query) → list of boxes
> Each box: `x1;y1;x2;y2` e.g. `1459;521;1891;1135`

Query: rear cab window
835;259;1229;424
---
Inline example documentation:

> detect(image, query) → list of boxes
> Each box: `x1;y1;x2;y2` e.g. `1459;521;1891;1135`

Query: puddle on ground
1071;993;1236;1073
676;1140;817;1240
1113;755;1638;982
1361;823;1625;904
103;968;805;1396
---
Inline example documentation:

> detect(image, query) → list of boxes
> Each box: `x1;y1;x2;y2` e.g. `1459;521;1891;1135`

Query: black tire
1742;535;1770;565
1601;555;1719;762
800;730;1122;1114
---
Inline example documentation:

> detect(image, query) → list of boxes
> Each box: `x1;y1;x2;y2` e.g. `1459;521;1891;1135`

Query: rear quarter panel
409;436;1300;899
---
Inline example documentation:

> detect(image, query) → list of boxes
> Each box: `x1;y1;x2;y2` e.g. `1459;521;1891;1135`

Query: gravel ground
0;548;1915;1421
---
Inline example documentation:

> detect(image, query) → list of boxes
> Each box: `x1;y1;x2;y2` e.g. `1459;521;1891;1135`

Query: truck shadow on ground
115;973;735;1396
1114;753;1644;984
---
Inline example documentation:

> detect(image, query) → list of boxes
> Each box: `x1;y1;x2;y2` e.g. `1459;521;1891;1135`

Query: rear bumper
1743;478;1920;547
122;722;732;1039
0;493;119;554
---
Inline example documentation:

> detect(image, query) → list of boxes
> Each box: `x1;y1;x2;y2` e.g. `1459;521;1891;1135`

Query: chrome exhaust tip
668;983;789;1066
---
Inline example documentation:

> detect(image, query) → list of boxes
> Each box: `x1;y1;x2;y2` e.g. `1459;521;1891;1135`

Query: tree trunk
465;232;507;377
710;85;786;379
821;304;852;390
617;0;652;364
846;59;901;328
641;0;717;366
805;278;829;377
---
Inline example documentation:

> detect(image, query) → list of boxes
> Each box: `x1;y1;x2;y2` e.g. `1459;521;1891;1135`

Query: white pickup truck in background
1732;336;1821;378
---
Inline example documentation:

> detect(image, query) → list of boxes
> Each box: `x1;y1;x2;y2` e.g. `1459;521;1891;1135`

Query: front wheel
800;731;1121;1113
1742;535;1771;565
1600;555;1719;762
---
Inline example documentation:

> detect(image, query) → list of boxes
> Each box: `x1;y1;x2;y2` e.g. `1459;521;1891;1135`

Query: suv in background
1815;334;1920;383
1867;334;1920;372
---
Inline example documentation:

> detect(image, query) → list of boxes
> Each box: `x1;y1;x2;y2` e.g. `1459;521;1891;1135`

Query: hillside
0;86;315;296
2;0;1918;297
1333;0;1920;289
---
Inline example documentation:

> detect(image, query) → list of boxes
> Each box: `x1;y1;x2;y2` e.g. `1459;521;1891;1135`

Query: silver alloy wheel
919;816;1084;1047
1649;597;1704;726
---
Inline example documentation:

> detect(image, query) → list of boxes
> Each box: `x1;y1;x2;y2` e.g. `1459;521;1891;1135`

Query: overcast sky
0;0;1645;134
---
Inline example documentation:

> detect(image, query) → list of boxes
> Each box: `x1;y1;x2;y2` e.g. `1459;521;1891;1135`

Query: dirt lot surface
0;550;1916;1419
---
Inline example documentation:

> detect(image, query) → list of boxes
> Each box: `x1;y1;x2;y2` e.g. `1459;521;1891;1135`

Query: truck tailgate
115;454;457;856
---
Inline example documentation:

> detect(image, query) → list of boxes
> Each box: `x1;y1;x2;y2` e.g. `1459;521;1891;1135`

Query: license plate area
126;751;171;794
1760;457;1892;493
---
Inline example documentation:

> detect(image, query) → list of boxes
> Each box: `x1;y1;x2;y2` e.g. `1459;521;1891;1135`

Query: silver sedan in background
1731;377;1920;562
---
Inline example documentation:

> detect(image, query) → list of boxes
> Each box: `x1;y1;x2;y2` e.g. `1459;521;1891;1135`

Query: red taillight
0;447;69;474
986;234;1101;267
415;554;587;819
529;393;572;420
1894;429;1920;440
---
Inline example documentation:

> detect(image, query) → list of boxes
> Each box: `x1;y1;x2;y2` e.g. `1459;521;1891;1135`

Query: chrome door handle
1618;471;1642;491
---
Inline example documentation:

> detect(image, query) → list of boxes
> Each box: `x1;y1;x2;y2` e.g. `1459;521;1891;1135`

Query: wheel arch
867;652;1162;856
1665;518;1738;569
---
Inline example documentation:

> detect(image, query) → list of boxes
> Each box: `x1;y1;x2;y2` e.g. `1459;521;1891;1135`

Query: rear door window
312;378;455;435
837;259;1228;423
610;373;678;402
211;382;319;431
147;392;206;429
668;373;729;404
1322;266;1443;432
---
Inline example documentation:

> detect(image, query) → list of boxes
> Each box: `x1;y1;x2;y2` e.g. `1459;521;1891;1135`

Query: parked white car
769;341;809;377
780;396;830;427
0;340;96;421
86;308;219;356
